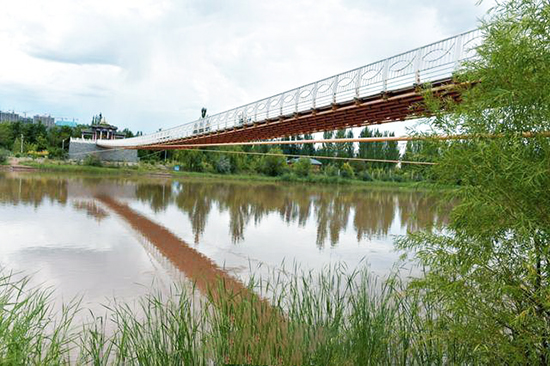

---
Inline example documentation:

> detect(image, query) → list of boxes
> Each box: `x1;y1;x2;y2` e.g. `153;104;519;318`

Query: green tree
334;129;348;160
292;157;311;177
321;130;335;157
398;1;550;363
261;148;287;176
302;133;316;156
0;123;13;150
174;149;205;172
216;155;231;174
358;127;399;169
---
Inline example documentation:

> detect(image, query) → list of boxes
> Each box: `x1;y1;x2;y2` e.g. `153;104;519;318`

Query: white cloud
0;0;494;132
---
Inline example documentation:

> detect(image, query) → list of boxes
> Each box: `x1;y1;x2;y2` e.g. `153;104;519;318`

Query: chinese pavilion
81;114;126;140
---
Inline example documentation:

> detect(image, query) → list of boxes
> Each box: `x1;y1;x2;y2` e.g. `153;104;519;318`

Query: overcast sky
0;0;494;135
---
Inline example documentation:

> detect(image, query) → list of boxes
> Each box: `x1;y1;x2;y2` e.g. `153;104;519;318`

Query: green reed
0;265;475;365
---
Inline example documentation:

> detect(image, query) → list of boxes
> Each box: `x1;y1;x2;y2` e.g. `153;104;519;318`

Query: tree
345;130;355;158
302;133;316;156
261;148;286;176
321;130;335;157
334;129;347;159
0;123;13;150
358;127;399;169
398;1;550;363
292;157;311;177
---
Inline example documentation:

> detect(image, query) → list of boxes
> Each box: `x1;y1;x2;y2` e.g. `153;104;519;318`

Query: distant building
33;115;55;128
0;111;20;123
287;157;323;172
80;114;125;140
55;120;78;128
1;111;55;126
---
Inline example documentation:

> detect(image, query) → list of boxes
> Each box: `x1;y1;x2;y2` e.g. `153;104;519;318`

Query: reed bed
0;265;473;365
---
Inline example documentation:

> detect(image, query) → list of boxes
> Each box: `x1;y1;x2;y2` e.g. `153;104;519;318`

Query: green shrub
0;149;8;164
359;170;373;182
292;158;311;177
340;163;355;179
325;164;339;177
261;148;287;176
216;156;231;174
83;154;102;167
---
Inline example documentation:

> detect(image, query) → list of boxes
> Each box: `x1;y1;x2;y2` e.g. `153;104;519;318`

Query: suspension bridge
92;29;482;151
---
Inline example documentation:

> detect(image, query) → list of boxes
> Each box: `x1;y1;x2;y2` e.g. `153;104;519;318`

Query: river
0;172;450;315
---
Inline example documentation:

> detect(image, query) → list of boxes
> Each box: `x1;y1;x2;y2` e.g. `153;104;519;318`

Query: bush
340;163;355;179
359;170;373;182
261;148;287;176
292;158;311;177
48;147;66;160
216;156;231;174
325;164;339;177
83;154;102;167
0;149;8;164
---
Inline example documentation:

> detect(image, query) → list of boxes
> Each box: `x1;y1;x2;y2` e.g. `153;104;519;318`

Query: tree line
0;116;444;182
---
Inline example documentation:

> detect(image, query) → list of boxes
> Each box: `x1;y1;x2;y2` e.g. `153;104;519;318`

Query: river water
0;172;449;315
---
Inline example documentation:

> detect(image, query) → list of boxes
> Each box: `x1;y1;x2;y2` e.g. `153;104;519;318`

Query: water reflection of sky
0;173;451;313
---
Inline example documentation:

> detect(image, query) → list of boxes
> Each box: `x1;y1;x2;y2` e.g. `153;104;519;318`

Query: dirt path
1;157;38;172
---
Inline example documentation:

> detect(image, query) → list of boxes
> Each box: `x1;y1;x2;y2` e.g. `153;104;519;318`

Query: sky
0;0;495;135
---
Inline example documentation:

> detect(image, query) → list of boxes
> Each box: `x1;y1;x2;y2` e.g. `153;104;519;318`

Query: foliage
0;122;79;156
292;157;311;177
358;127;400;169
215;155;231;174
261;148;287;176
324;164;339;177
359;170;373;182
0;149;8;164
398;1;550;363
174;149;205;172
340;162;355;179
47;147;66;160
0;266;480;365
83;154;103;167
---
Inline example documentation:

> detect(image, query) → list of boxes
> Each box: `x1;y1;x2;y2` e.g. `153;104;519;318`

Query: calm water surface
0;172;450;314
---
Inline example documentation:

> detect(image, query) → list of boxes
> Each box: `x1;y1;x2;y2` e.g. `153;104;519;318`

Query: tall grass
0;265;474;365
0;273;78;364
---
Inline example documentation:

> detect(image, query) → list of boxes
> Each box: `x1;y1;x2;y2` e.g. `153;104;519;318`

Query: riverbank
0;264;475;365
18;160;441;190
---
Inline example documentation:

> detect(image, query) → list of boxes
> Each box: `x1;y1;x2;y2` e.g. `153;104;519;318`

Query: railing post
312;82;318;109
453;34;464;70
354;68;362;98
266;97;271;119
382;59;389;92
332;75;339;104
295;88;300;113
279;93;284;116
414;48;423;85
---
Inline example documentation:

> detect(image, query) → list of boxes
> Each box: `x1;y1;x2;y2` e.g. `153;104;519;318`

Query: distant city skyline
0;0;495;137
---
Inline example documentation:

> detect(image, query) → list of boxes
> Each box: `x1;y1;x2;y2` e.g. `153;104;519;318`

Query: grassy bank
20;160;439;190
0;265;475;365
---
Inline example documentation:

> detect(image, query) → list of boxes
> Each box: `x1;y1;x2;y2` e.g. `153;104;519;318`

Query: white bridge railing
98;29;482;148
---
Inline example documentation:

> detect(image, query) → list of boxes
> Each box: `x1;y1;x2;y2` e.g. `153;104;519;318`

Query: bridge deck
139;80;460;149
96;29;480;150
